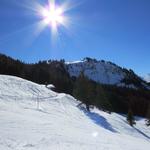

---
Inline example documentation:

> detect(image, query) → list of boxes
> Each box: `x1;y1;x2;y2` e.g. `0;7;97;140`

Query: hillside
66;58;150;89
0;75;150;150
0;54;150;117
0;54;149;91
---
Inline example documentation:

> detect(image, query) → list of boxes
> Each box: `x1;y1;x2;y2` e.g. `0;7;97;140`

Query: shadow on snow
134;127;150;140
79;107;117;133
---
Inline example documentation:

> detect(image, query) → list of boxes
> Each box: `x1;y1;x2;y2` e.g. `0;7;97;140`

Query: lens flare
41;3;65;31
12;0;80;45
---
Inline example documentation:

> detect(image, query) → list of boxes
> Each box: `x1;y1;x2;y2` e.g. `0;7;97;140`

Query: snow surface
46;84;55;89
66;60;125;85
66;60;150;90
0;75;150;150
117;83;138;90
144;74;150;82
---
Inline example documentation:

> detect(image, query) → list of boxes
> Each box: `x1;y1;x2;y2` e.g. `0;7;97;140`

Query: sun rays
40;1;67;33
0;0;82;47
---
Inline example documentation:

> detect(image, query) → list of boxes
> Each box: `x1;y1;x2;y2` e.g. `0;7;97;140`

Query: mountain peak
65;58;150;90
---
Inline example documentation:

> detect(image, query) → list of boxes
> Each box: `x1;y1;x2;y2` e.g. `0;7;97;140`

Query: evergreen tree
73;72;93;111
95;84;112;112
85;80;96;111
127;109;135;126
146;104;150;126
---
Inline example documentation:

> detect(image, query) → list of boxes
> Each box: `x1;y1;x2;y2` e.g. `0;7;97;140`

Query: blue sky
0;0;150;76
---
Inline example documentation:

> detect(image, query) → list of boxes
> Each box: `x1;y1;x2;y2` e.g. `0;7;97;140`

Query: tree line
0;53;150;126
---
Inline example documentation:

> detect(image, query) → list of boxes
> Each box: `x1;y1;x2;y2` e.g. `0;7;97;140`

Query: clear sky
0;0;150;76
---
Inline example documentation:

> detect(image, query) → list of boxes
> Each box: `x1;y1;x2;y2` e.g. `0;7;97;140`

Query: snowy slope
66;59;150;89
0;75;150;150
66;59;125;85
144;74;150;82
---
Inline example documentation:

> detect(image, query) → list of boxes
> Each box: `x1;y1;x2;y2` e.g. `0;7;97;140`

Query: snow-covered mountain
66;58;149;89
144;74;150;82
0;75;150;150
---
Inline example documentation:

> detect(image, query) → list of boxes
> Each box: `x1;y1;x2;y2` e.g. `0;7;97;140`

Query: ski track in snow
0;75;150;150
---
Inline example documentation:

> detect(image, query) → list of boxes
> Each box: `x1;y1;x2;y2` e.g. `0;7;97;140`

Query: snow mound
0;75;150;150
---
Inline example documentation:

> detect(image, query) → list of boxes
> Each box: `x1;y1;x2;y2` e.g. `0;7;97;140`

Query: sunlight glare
92;132;99;137
42;3;65;30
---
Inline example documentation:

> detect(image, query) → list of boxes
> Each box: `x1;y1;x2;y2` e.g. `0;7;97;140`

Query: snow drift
0;75;150;150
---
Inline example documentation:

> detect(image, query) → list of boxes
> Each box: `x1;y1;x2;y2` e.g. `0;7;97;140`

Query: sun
41;3;65;30
18;0;77;42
